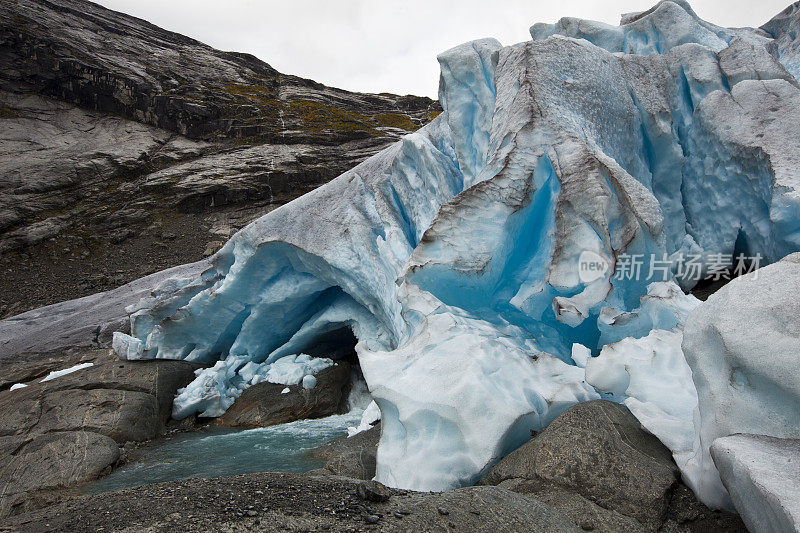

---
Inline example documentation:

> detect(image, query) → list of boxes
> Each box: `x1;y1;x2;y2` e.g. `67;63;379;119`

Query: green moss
427;109;442;122
286;99;375;134
222;83;280;105
374;112;419;131
216;83;433;139
0;104;20;119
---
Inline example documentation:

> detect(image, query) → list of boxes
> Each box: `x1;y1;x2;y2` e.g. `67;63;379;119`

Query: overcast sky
94;0;790;98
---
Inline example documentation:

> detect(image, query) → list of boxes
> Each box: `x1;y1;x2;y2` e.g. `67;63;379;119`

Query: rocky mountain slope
0;0;439;318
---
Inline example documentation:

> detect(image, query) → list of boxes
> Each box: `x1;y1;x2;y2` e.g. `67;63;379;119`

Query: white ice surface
684;253;800;509
172;354;334;419
711;434;800;533
347;400;381;437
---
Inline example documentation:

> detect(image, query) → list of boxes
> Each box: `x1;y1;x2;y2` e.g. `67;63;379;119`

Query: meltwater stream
86;410;364;494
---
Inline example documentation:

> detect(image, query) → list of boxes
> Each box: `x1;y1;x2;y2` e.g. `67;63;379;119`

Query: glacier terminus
103;0;800;516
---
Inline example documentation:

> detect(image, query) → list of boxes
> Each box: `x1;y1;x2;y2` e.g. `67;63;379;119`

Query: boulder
0;350;91;391
496;479;648;533
311;423;380;479
356;480;392;502
38;353;202;420
0;348;200;517
481;400;678;529
0;431;119;517
0;349;201;442
215;361;351;428
683;253;800;508
480;400;745;532
711;434;800;533
34;388;160;442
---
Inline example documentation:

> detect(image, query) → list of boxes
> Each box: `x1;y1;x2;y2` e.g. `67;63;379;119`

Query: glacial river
86;409;363;494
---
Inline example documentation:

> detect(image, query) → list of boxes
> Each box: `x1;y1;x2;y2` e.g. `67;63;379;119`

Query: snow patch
39;362;94;383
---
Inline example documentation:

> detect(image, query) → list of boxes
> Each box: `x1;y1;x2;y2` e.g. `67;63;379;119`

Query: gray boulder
0;431;119;517
496;478;648;533
0;348;200;517
37;352;203;421
480;400;745;532
0;350;93;391
311;424;380;479
712;434;800;533
481;400;678;529
0;349;201;441
216;361;351;428
33;388;160;443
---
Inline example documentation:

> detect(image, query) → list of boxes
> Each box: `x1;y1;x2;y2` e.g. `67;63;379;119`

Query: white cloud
94;0;792;98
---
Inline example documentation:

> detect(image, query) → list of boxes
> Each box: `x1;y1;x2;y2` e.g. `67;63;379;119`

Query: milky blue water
87;410;363;494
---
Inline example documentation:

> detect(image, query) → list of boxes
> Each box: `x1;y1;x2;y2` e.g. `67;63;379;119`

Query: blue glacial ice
112;0;800;505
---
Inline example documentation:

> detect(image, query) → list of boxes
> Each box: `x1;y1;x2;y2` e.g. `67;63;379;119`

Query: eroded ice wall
113;0;800;503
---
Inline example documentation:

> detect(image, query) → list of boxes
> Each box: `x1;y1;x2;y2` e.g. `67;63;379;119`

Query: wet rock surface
0;0;440;318
480;401;745;532
311;424;381;480
0;348;200;517
215;361;352;429
0;431;119;518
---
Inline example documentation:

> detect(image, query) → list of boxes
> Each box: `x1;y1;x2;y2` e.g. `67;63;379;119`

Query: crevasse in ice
113;0;800;505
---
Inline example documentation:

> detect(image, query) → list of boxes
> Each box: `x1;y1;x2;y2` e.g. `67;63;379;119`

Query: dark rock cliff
0;0;440;317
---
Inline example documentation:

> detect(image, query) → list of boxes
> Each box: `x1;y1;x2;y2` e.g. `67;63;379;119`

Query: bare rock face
0;0;438;144
311;423;381;480
0;348;201;517
0;0;440;318
481;400;679;528
0;431;119;517
215;361;351;429
480;401;745;532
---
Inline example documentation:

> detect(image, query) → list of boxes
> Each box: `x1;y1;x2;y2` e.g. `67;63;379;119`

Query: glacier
110;0;800;506
684;253;800;510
